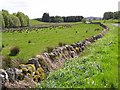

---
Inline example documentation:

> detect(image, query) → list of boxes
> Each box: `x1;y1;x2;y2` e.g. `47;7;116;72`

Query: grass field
37;23;118;88
2;23;103;62
30;19;48;26
29;19;75;27
1;19;118;88
93;19;119;23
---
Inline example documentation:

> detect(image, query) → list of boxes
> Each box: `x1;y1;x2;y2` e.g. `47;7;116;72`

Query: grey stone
0;69;8;82
0;69;9;89
14;68;22;80
6;68;15;82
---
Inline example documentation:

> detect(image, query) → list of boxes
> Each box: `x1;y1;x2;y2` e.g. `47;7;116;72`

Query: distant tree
103;12;113;20
0;11;5;29
118;11;120;19
16;12;25;27
10;14;21;28
50;15;83;22
26;15;30;26
63;16;83;22
9;15;14;28
54;16;63;22
113;12;118;19
16;12;29;27
77;16;84;21
2;9;11;28
2;17;5;29
1;9;29;28
42;13;50;22
113;11;120;19
103;11;120;20
50;16;55;22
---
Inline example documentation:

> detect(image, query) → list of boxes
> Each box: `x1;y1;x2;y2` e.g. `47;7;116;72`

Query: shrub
9;46;20;56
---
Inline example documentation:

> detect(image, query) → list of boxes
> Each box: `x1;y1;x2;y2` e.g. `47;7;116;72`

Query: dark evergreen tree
50;16;63;22
50;16;55;22
113;12;118;19
103;12;113;20
63;16;83;22
118;11;120;19
103;11;120;20
42;13;50;22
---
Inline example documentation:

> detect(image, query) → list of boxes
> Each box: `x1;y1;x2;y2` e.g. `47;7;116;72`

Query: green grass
2;23;103;62
29;19;79;28
30;19;48;26
37;23;118;88
93;19;118;23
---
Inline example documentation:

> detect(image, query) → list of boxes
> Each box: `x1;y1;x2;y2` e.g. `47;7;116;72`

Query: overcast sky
0;0;119;19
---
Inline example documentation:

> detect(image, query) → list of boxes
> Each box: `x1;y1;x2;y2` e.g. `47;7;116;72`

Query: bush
9;46;20;56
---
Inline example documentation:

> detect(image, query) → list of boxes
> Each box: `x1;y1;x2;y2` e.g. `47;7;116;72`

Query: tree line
0;9;30;29
1;10;120;29
36;13;84;22
103;11;120;20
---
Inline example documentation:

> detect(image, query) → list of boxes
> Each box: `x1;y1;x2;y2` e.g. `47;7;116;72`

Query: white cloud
0;0;119;19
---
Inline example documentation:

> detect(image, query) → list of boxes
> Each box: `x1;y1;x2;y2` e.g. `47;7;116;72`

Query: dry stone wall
0;22;109;89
